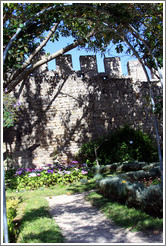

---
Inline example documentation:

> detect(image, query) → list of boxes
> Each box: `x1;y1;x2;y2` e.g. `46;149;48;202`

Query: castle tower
79;55;98;77
104;57;122;78
56;54;73;76
127;60;147;82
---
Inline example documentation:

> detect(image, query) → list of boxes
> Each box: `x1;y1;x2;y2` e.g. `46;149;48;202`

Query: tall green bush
78;125;158;165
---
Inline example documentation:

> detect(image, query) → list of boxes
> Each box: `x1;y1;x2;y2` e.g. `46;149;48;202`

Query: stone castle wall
3;55;163;168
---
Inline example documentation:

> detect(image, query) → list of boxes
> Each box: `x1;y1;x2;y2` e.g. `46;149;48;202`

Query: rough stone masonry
3;55;163;168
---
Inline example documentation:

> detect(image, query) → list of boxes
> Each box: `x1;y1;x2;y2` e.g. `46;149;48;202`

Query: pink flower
81;170;88;175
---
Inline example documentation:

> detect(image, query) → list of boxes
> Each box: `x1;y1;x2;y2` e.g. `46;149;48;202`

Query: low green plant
5;161;93;191
6;196;21;242
77;125;158;165
9;191;64;243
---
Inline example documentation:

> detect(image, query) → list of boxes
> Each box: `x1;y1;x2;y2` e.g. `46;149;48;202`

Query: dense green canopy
3;3;163;92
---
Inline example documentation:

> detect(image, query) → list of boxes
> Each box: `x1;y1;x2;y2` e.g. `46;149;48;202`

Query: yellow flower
122;180;126;183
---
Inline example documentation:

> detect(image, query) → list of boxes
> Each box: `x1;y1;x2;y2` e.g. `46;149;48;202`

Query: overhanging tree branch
9;22;59;83
5;29;95;92
3;4;60;63
128;24;163;87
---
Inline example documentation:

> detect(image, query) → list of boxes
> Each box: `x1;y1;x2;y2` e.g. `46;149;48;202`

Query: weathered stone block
104;57;122;78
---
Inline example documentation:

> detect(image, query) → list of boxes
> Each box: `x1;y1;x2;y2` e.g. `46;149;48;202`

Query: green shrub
77;125;158;165
116;161;148;172
98;163;121;174
139;184;163;217
142;162;160;171
97;176;130;203
6;196;20;242
93;173;104;182
118;167;161;181
96;175;162;217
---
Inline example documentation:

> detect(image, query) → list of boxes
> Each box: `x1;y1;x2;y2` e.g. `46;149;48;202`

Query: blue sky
44;35;137;76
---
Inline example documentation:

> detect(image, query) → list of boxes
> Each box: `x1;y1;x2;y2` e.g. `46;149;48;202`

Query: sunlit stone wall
3;55;163;168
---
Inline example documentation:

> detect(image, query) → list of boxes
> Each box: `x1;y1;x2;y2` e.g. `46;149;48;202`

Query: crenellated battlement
41;56;161;83
38;54;162;82
55;54;139;79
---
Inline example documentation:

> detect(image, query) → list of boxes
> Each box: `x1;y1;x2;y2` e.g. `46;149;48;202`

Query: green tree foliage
3;3;163;92
78;125;158;165
3;2;163;175
3;90;21;128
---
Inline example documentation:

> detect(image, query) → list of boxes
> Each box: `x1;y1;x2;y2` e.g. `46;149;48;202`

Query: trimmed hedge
96;175;163;217
96;161;160;174
118;168;161;181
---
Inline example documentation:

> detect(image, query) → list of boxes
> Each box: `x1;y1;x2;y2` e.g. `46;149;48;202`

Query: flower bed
5;161;92;191
126;176;162;188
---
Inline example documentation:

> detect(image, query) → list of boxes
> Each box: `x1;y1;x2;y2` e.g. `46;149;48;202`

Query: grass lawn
6;179;163;243
86;191;163;233
6;180;96;243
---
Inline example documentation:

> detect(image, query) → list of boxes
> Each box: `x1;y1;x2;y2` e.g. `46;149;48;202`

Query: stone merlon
54;55;162;82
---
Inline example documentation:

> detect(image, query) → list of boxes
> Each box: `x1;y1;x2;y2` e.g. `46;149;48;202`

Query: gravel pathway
46;191;163;244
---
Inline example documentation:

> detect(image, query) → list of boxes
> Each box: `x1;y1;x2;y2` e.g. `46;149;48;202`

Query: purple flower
82;163;87;167
15;170;23;175
47;170;53;174
26;168;31;172
16;101;21;106
46;164;52;167
35;168;42;172
71;161;78;164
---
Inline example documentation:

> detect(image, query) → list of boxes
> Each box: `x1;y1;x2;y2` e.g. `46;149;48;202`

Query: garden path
46;191;163;244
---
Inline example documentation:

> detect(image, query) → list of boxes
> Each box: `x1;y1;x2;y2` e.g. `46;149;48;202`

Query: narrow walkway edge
46;191;163;244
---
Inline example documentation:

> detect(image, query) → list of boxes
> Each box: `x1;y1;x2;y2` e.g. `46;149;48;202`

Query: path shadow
16;205;64;243
21;229;64;243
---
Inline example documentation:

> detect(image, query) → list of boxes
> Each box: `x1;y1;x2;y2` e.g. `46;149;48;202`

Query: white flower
42;166;49;170
129;140;133;144
28;173;37;177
